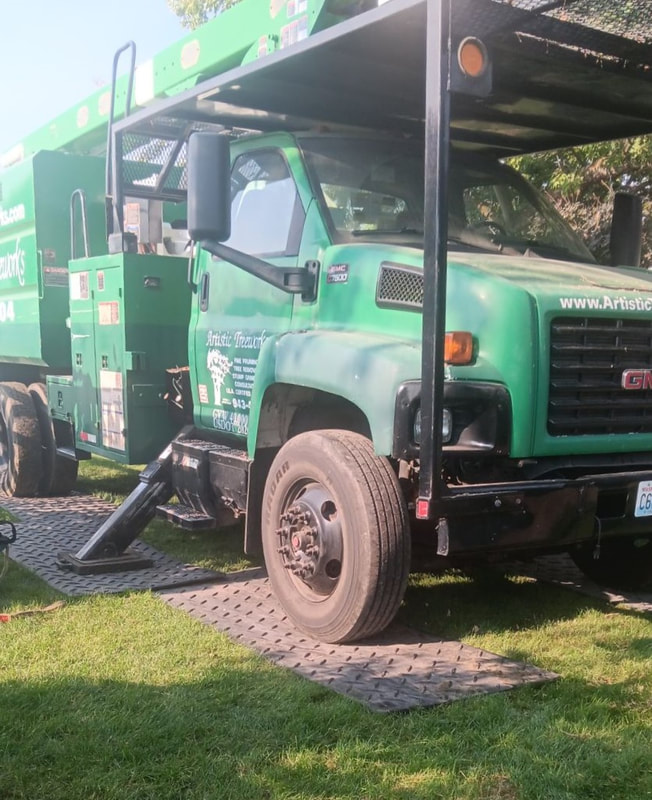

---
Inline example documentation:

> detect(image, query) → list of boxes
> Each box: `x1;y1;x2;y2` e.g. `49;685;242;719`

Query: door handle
199;271;210;312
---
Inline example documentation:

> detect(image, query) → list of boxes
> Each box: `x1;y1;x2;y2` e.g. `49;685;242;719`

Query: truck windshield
299;137;594;264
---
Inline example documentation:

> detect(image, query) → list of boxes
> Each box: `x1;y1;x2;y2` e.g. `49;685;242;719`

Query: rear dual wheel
0;381;77;498
28;383;78;496
0;382;42;497
262;430;411;643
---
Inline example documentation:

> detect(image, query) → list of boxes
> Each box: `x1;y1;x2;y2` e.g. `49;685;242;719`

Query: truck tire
28;383;78;496
0;382;43;497
261;430;410;643
571;536;652;590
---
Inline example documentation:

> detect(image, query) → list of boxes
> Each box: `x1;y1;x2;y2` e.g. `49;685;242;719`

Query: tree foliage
510;3;652;265
512;136;652;267
167;0;236;29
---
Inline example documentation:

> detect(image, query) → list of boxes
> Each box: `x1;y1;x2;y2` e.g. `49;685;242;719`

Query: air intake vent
376;263;423;311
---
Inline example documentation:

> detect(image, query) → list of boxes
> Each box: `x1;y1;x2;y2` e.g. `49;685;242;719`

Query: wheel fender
247;329;421;456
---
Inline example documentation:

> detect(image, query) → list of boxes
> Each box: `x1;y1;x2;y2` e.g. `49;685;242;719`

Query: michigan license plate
634;481;652;518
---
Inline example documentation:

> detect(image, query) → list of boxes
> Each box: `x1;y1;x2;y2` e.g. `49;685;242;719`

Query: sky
0;0;187;152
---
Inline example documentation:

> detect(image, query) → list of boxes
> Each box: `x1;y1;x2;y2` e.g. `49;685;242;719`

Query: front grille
548;316;652;436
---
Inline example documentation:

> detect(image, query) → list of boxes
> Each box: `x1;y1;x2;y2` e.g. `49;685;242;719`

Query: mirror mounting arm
201;240;316;296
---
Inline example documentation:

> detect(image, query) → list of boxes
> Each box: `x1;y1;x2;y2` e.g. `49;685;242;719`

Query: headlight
413;407;452;445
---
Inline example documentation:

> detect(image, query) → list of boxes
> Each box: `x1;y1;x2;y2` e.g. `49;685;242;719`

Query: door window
226;151;304;257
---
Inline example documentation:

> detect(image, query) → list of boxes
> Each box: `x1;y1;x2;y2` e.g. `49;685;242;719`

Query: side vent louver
376;262;424;311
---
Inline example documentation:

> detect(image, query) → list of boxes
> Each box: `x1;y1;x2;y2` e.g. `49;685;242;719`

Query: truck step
170;435;251;520
156;503;217;531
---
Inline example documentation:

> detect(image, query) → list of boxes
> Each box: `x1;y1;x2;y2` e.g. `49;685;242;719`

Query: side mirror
187;132;231;243
610;192;642;268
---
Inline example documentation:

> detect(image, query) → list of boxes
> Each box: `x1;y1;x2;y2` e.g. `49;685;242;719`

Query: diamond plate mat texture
2;493;220;596
2;491;559;711
160;572;557;712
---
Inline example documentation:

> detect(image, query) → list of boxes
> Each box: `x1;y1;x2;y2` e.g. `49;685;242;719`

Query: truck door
191;148;305;439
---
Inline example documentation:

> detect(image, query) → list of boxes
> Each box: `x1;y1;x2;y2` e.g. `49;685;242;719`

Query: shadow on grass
0;561;63;611
76;458;141;502
141;518;259;573
399;568;626;642
590;635;652;662
1;667;651;800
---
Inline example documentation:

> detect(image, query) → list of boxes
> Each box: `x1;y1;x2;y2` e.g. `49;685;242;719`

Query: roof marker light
457;37;489;79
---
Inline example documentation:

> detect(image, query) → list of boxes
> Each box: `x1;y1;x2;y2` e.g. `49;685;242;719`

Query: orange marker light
444;331;474;364
457;37;488;79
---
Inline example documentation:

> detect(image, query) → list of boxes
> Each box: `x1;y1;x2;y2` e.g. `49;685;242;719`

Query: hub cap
275;482;343;596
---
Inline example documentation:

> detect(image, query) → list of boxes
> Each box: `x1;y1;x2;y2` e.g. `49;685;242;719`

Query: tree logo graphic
206;348;233;406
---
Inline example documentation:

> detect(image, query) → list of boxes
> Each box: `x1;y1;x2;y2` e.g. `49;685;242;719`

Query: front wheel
571;535;652;590
262;430;411;643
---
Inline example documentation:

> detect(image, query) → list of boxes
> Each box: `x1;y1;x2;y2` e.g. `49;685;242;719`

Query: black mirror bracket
302;260;320;303
202;240;318;297
187;247;197;291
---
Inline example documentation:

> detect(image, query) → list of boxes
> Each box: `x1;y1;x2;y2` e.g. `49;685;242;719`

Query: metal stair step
156;503;217;531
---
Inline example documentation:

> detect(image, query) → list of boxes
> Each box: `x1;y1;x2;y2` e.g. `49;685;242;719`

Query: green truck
1;0;652;642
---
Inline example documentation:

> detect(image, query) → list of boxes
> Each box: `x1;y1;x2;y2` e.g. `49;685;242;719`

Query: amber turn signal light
444;331;473;364
457;37;488;79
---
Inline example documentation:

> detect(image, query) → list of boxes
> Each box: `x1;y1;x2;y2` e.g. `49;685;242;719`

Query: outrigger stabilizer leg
58;445;174;575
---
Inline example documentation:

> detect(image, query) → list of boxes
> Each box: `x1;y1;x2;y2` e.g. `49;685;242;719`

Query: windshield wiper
518;241;592;263
350;227;424;236
447;234;503;254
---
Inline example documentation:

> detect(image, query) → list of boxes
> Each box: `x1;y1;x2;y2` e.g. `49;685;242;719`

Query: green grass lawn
1;460;651;799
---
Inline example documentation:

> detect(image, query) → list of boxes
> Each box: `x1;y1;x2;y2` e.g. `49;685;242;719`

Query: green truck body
1;0;652;642
0;152;106;374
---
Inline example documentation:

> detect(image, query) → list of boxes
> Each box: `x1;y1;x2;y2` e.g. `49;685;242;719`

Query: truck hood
316;242;652;458
448;251;652;297
444;251;652;458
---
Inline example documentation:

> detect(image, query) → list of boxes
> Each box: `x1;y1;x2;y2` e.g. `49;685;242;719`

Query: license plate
634;481;652;517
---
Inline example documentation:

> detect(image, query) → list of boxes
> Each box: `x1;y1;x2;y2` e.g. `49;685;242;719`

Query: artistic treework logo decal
0;239;26;286
0;204;25;228
204;329;268;436
560;295;652;311
206;349;233;406
621;369;652;390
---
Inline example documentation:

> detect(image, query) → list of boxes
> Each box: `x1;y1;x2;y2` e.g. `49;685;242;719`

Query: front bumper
431;470;652;557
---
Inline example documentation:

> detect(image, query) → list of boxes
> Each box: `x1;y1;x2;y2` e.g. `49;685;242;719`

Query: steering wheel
469;219;507;240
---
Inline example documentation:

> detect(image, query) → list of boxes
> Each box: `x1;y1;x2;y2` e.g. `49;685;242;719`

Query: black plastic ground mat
2;491;560;711
159;572;558;712
1;493;220;596
504;554;652;614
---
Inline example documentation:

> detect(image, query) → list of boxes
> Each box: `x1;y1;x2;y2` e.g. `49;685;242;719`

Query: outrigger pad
57;548;153;575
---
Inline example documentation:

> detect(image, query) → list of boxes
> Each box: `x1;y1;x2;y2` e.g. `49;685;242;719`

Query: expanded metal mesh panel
545;2;651;43
376;263;424;310
483;0;652;69
548;316;652;436
120;119;227;199
487;0;651;38
122;133;188;194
